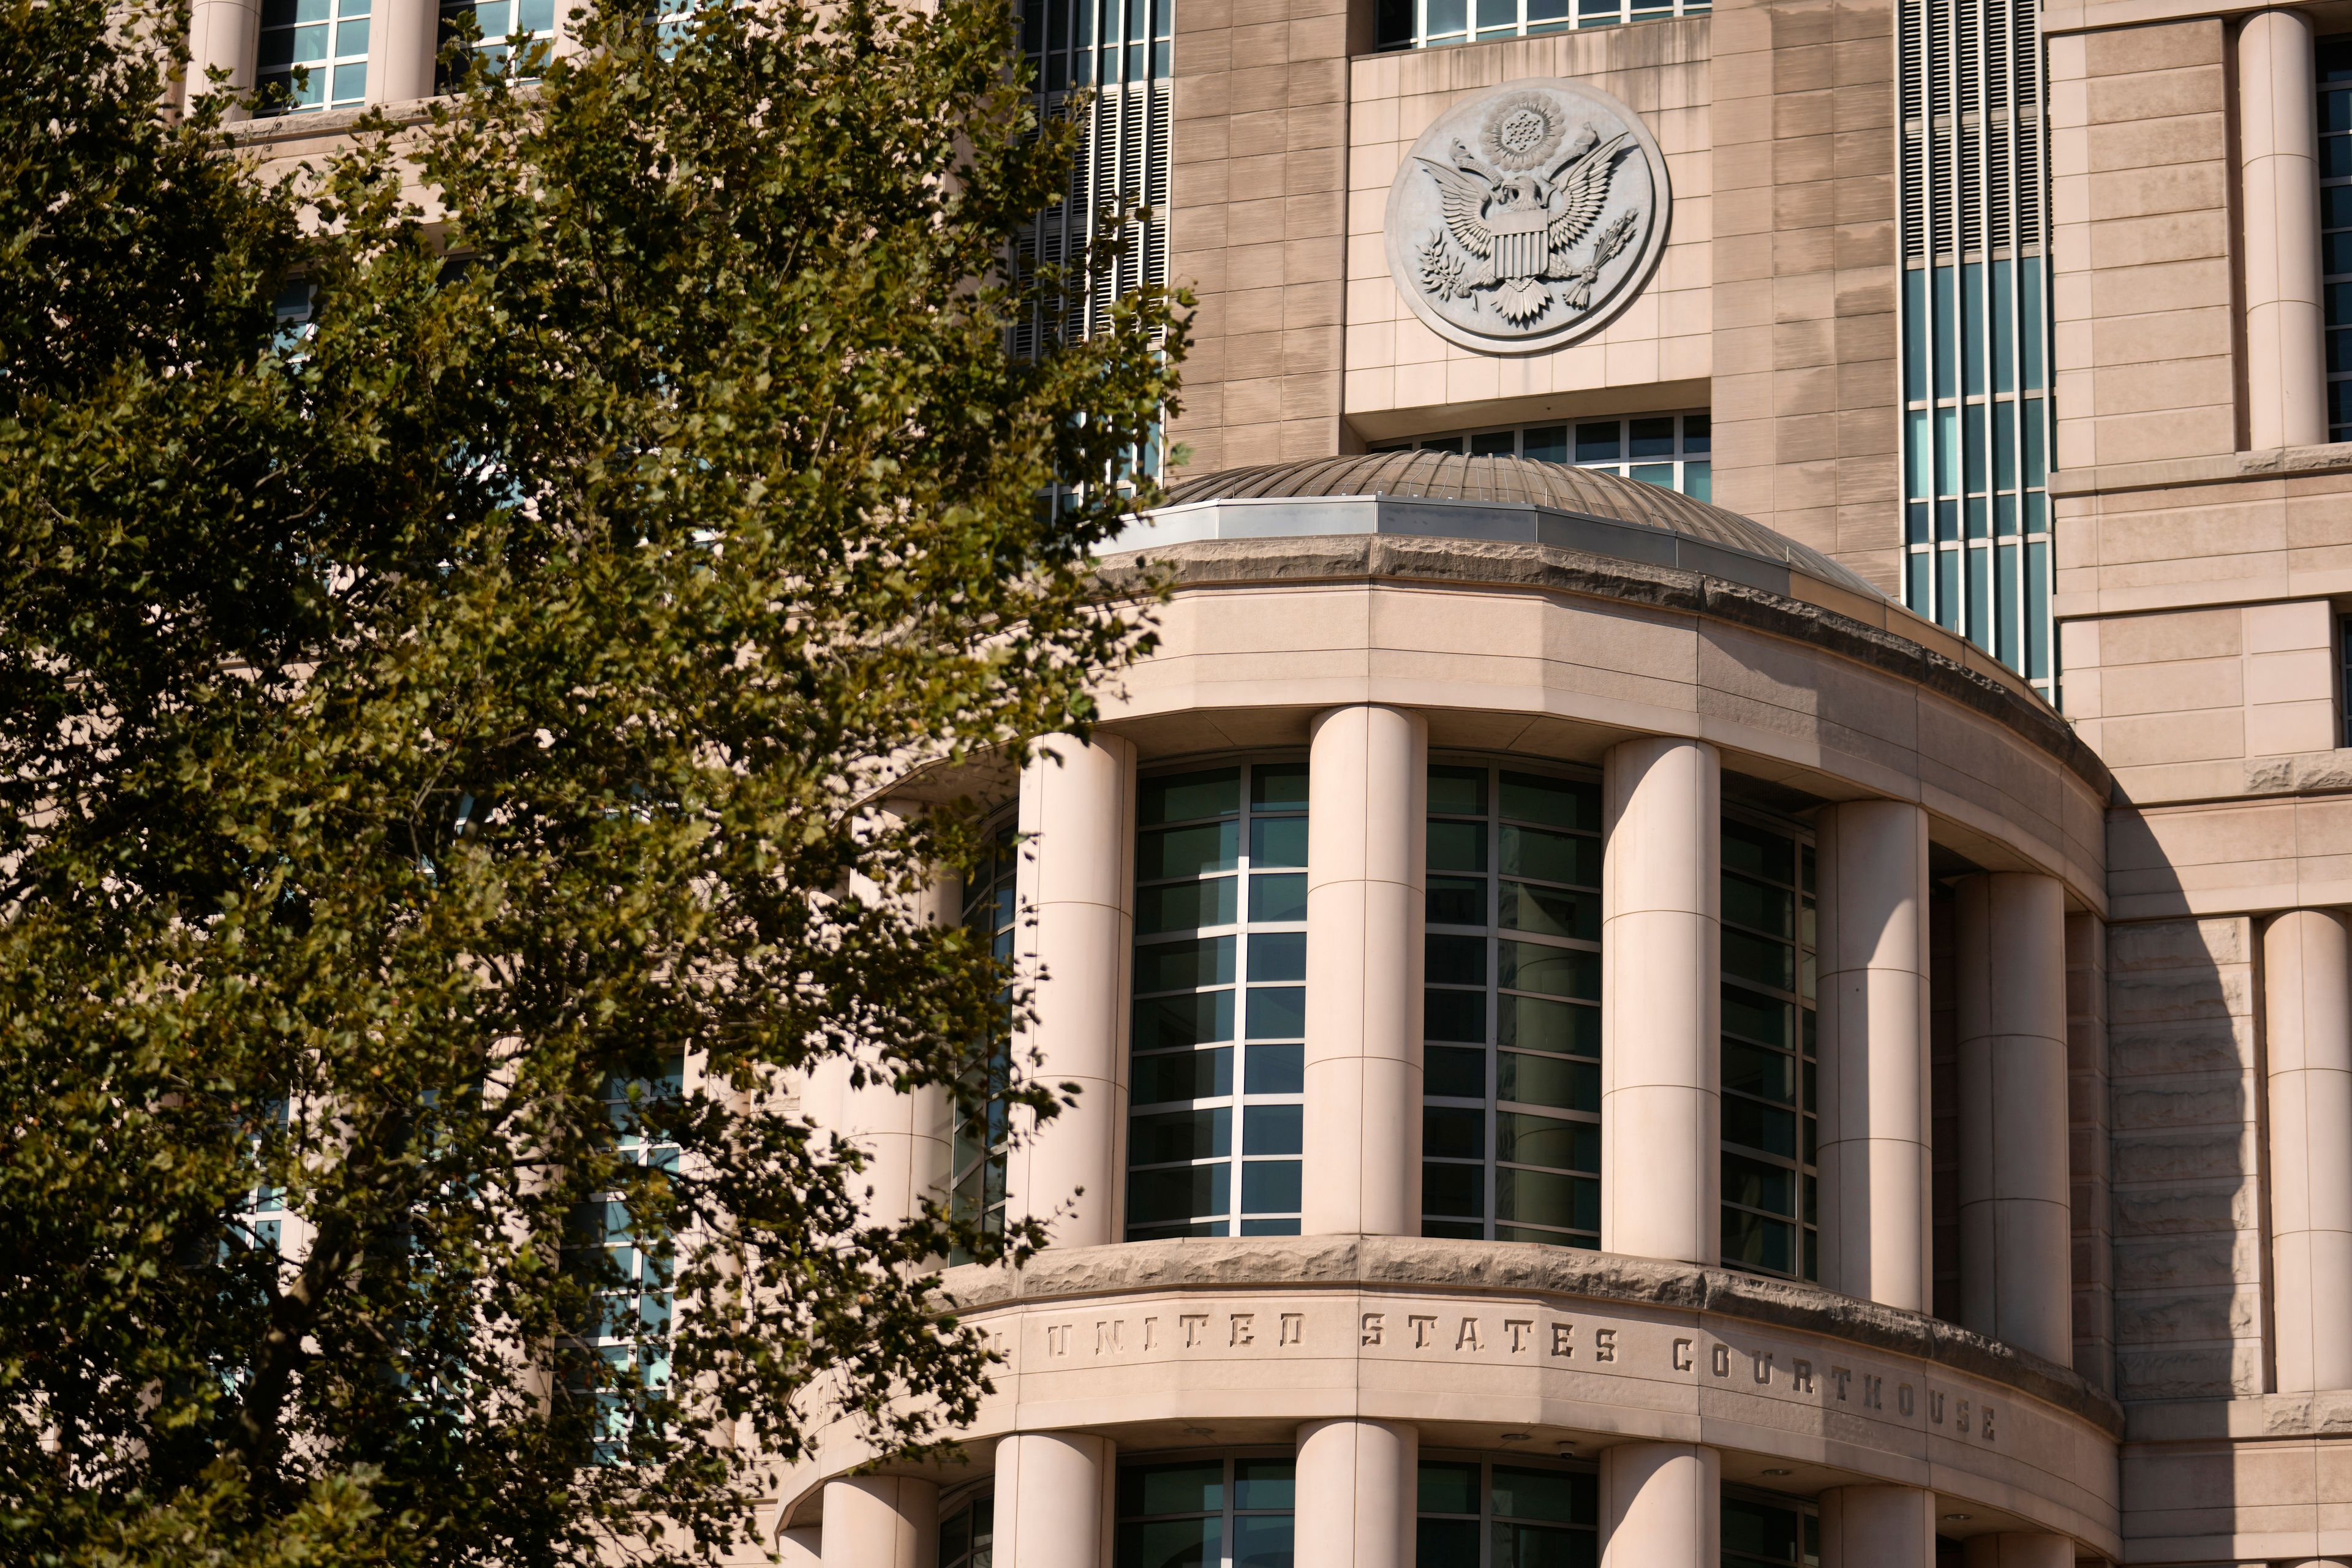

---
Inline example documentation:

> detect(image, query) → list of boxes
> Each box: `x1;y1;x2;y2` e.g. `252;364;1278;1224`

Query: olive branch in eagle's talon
1419;233;1472;302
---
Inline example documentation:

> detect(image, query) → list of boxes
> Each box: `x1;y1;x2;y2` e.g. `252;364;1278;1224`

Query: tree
0;0;1183;1560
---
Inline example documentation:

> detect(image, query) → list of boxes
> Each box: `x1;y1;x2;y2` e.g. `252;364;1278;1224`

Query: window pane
1497;1050;1594;1113
1500;824;1596;886
1430;875;1487;926
1499;771;1594;829
1418;1461;1480;1515
1249;815;1308;869
1428;933;1487;986
1428;1044;1487;1098
1498;940;1597;1000
1248;931;1306;981
1240;1159;1302;1213
1141;769;1240;826
1139;876;1237;933
1243;1104;1303;1155
1499;880;1597;941
1498;995;1596;1056
1251;763;1308;808
1250;872;1306;922
1422;1159;1485;1218
1419;1520;1482;1567
1133;1047;1231;1105
1245;986;1305;1040
1429;820;1490;873
1245;1043;1304;1095
1139;821;1239;880
1491;1466;1590;1525
1425;1106;1485;1159
1130;1107;1230;1164
1574;421;1621;461
1429;764;1488;816
1496;1111;1593;1171
1134;989;1234;1049
1135;936;1236;993
1427;988;1488;1042
1234;1460;1297;1510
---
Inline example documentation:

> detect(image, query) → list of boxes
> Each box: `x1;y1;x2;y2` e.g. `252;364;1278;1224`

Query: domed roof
1143;450;1885;601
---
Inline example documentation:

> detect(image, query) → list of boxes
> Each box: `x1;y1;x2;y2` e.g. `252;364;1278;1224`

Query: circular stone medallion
1383;78;1673;355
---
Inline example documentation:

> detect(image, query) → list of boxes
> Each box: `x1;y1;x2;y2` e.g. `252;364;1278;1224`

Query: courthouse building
198;0;2352;1561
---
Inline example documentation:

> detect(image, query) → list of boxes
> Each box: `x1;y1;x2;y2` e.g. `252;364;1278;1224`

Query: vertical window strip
1011;0;1175;484
1376;0;1708;49
948;820;1019;1264
1719;815;1819;1284
567;1058;682;1464
1371;410;1714;502
2318;40;2352;441
1421;763;1604;1251
1898;0;2056;704
1115;1457;1295;1567
1415;1457;1599;1566
257;0;370;111
1128;763;1308;1241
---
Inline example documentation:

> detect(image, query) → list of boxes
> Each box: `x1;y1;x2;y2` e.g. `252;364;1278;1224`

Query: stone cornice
938;1235;2127;1438
1093;535;2116;805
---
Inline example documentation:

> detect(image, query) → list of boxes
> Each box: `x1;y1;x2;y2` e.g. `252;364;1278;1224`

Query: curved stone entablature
782;1240;2124;1555
1082;526;2108;911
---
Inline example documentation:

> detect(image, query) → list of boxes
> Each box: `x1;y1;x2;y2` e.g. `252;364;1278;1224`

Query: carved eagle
1414;127;1637;324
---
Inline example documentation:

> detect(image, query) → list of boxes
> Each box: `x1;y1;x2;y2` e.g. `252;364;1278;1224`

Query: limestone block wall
1164;0;1353;474
2068;910;2114;1393
1706;0;1901;597
1339;23;1714;440
2105;916;2265;1405
2059;597;2338;804
2046;17;2236;473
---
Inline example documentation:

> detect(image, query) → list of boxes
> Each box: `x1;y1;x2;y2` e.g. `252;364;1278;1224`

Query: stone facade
200;0;2352;1558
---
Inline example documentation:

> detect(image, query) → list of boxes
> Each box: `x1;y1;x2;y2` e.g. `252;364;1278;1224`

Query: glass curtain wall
1421;764;1604;1250
1416;1458;1599;1566
1719;816;1819;1283
257;0;370;112
1012;0;1174;480
1373;413;1713;502
948;820;1019;1263
1128;764;1308;1240
1116;1457;1295;1568
1898;0;2055;703
2318;41;2352;441
1375;0;1709;50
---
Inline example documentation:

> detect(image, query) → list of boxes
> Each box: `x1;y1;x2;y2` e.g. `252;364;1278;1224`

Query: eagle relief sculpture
1384;81;1671;355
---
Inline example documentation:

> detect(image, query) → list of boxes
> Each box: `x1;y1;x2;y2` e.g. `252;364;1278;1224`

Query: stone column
778;1526;823;1567
1303;704;1427;1237
371;0;442;104
992;1431;1113;1568
1293;1419;1417;1568
186;0;260;118
1816;801;1934;1312
1819;1484;1936;1568
1960;1532;2074;1568
1956;872;2073;1366
820;1476;938;1568
2240;7;2328;450
1005;734;1136;1248
1598;1441;1719;1567
2263;909;2352;1392
1600;737;1722;1265
804;864;959;1234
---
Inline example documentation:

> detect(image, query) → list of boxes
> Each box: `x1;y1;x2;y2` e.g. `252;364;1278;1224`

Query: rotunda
782;455;2117;1568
